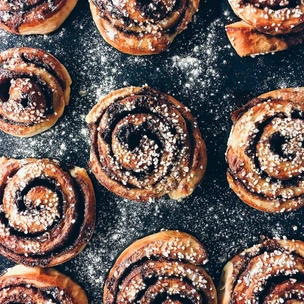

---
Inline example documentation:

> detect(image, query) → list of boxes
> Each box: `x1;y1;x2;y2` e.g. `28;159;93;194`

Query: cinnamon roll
226;0;304;56
86;86;207;202
104;230;217;304
0;264;88;303
89;0;200;55
218;238;304;304
0;0;78;35
0;47;71;137
0;157;96;267
226;87;304;213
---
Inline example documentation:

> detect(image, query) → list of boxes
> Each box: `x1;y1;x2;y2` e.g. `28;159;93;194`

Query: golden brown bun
226;87;304;213
89;0;199;55
0;264;88;303
86;85;207;202
226;0;304;56
0;47;71;137
226;21;304;57
0;0;78;35
104;230;217;304
0;157;96;267
229;0;304;36
218;238;304;304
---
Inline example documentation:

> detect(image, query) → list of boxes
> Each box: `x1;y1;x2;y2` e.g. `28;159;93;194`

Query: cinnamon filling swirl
0;47;71;137
89;0;199;54
218;238;304;304
0;75;52;126
0;265;88;303
104;231;217;304
226;88;304;212
86;86;207;202
0;157;96;267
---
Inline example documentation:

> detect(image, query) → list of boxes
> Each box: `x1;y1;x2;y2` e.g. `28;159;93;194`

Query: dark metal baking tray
0;0;303;302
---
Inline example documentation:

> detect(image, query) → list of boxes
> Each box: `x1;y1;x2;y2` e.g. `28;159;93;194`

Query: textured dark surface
0;0;303;303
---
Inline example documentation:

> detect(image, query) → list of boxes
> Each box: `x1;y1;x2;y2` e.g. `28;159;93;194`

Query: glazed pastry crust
0;265;88;303
226;87;304;213
0;157;96;267
86;86;207;202
0;47;71;137
104;230;217;304
89;0;199;55
218;238;304;304
0;0;78;35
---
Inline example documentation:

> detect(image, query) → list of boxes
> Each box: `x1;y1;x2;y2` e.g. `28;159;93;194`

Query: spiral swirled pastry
0;47;71;137
226;0;304;56
89;0;200;55
226;87;304;213
104;230;217;304
0;265;88;303
0;157;96;267
218;238;304;304
0;0;78;34
86;86;207;202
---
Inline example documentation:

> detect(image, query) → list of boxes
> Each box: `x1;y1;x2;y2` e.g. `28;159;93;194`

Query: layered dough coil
226;0;304;56
86;86;207;202
226;87;304;213
0;0;78;34
0;157;96;267
0;265;88;303
218;238;304;304
104;230;217;304
0;47;71;137
89;0;200;55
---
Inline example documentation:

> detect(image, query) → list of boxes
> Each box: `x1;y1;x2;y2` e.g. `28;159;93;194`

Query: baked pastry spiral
226;87;304;213
104;230;217;304
0;0;78;35
0;157;96;267
0;264;88;303
218;238;304;304
86;86;207;202
226;0;304;56
89;0;200;55
0;47;71;137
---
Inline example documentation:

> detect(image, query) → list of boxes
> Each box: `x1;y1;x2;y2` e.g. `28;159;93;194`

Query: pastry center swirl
97;96;190;190
87;86;207;201
112;114;169;173
2;163;68;238
256;117;304;180
0;159;80;258
5;185;60;234
0;77;48;124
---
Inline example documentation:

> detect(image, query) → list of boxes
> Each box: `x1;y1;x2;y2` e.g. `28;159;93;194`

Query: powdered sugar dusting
170;18;230;92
